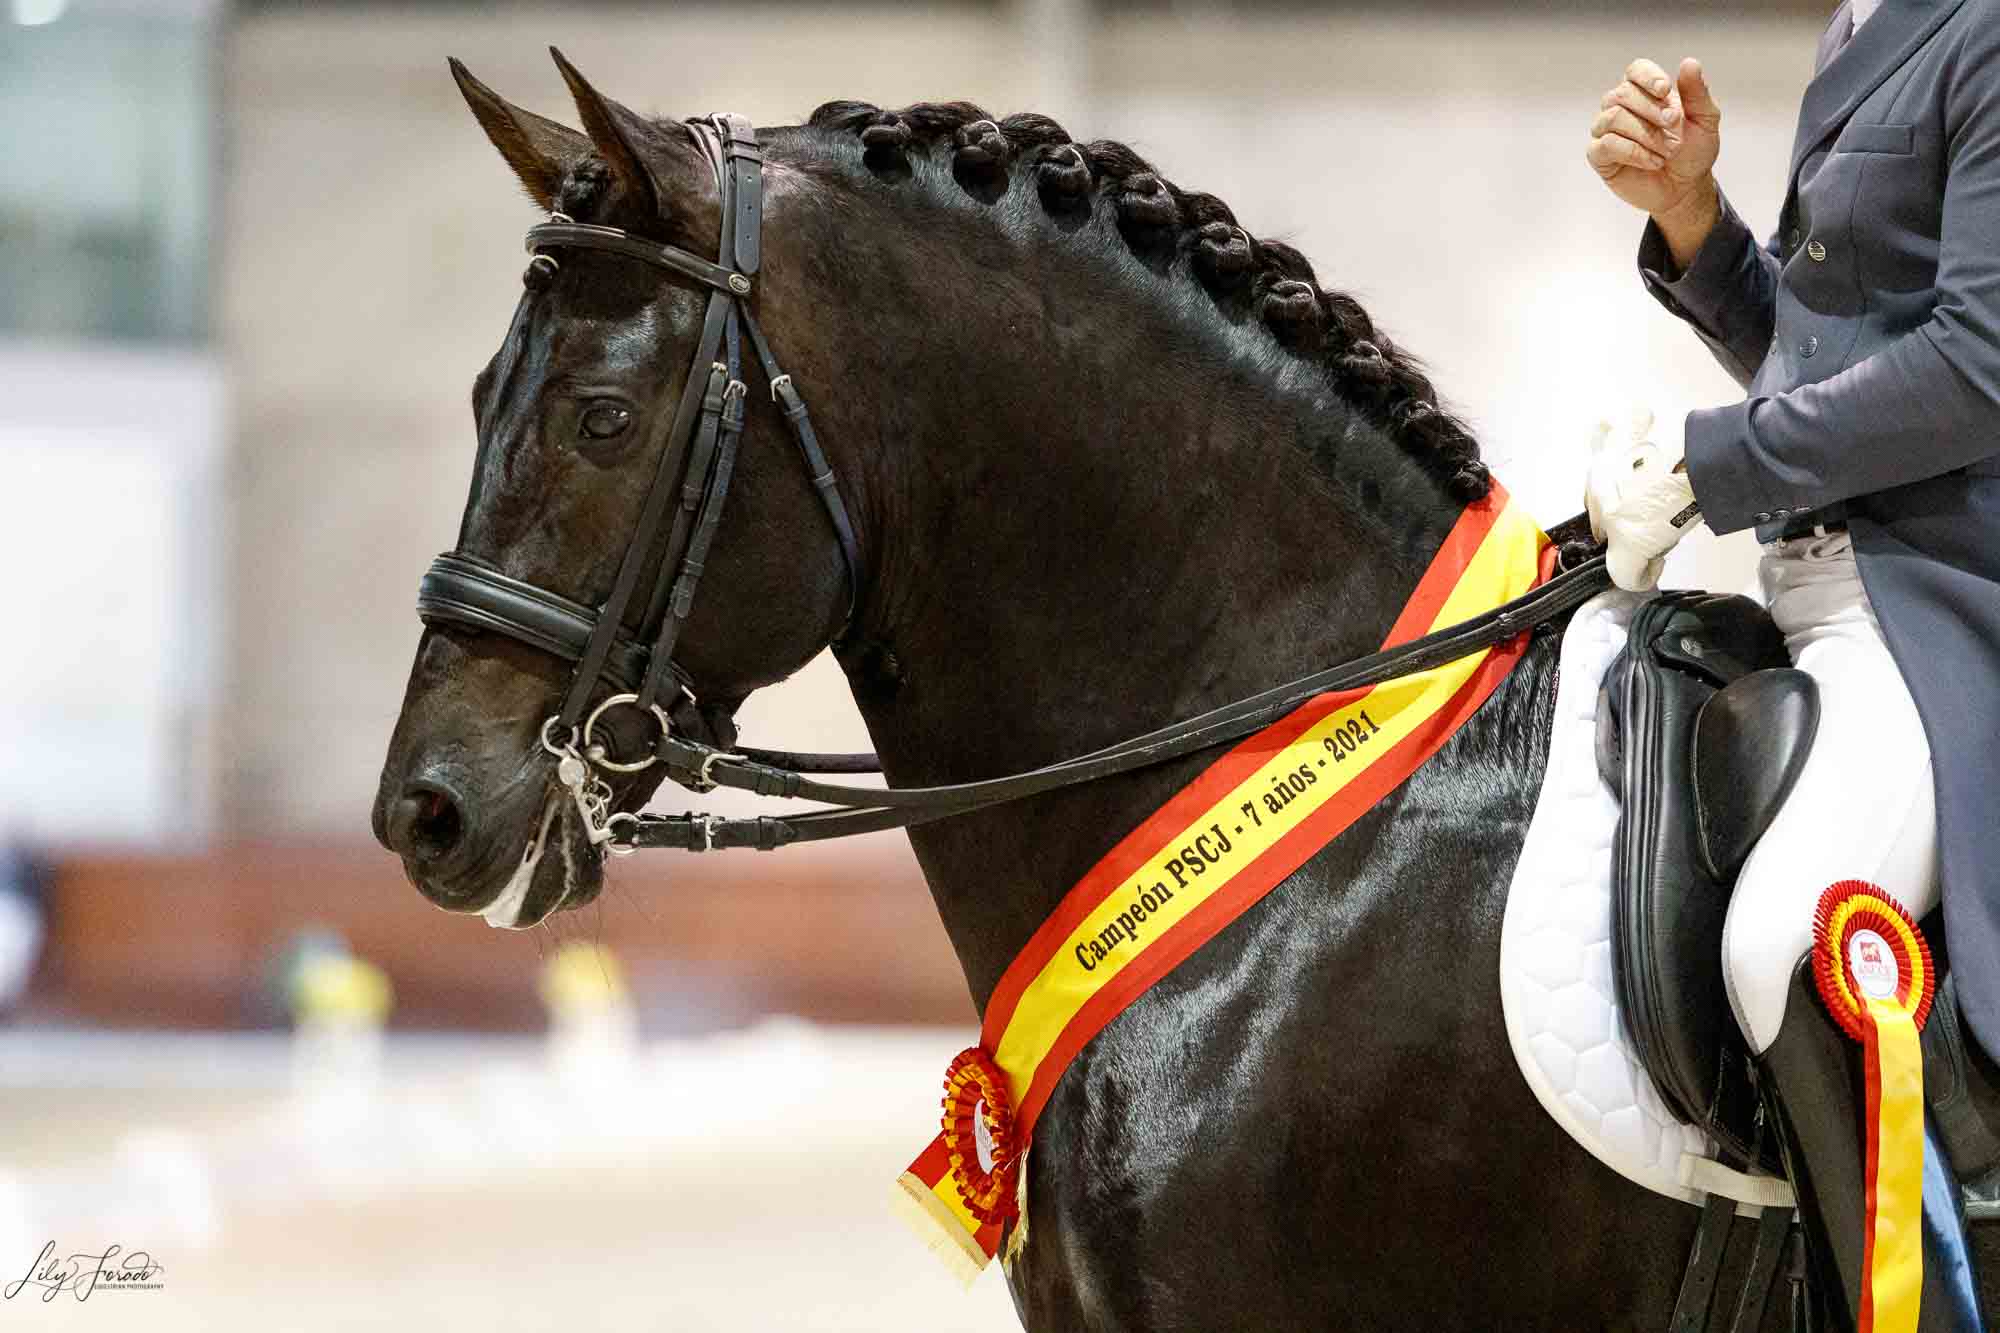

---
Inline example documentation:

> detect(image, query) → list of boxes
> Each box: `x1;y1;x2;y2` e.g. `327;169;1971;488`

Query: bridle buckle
693;748;746;793
604;811;640;856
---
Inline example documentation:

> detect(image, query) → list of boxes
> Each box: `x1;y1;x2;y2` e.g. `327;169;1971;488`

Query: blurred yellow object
538;941;630;1016
291;954;394;1025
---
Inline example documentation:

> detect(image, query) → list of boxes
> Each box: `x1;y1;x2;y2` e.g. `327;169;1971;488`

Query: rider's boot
1920;972;2000;1325
1924;973;2000;1186
1758;962;1867;1332
1757;961;1992;1332
1920;1115;1988;1329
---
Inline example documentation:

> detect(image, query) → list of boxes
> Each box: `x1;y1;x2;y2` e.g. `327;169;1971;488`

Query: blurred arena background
3;1;1829;1327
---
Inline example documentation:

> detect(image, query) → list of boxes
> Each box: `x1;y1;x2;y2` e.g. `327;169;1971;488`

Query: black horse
373;56;2000;1329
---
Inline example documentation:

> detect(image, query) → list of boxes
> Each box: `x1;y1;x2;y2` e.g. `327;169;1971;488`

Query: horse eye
579;402;632;441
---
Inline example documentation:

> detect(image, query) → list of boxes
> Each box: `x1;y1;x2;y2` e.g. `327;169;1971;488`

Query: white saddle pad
1499;589;1795;1212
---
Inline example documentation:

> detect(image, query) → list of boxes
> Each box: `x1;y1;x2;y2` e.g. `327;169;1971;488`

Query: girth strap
1727;1206;1795;1333
1668;1193;1737;1333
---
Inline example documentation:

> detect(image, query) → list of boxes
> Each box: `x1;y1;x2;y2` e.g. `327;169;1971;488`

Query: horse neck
772;191;1474;1009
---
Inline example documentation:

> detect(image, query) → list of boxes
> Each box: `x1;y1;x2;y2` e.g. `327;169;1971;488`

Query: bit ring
580;693;673;773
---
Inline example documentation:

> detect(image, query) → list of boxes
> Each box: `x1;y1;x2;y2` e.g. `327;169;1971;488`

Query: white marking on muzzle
482;796;561;930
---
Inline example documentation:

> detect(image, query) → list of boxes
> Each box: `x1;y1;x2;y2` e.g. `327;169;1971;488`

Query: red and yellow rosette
894;1048;1017;1283
940;1047;1022;1227
1813;881;1937;1333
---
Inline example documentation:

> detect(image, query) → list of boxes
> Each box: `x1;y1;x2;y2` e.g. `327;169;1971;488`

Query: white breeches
1721;530;1940;1055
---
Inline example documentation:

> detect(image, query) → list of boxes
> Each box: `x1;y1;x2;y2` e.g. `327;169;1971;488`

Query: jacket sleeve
1637;189;1782;391
1680;22;2000;535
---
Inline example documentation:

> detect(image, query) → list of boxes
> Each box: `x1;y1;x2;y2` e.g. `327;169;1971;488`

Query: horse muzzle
373;755;600;924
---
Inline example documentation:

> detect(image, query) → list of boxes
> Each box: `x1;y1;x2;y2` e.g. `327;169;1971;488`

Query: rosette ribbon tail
1813;881;1938;1333
1861;1001;1926;1331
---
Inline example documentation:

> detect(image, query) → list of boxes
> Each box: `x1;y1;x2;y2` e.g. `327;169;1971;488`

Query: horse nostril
386;781;466;865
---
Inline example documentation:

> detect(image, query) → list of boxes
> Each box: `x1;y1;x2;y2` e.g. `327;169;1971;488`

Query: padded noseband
417;553;652;696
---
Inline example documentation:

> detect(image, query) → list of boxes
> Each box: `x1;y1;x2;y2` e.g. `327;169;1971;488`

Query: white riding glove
1583;410;1704;591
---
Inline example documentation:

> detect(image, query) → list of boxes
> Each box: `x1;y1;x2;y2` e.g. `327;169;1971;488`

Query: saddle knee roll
1691;667;1820;883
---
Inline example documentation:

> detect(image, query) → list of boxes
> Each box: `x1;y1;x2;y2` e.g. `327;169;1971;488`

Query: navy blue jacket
1639;0;2000;1056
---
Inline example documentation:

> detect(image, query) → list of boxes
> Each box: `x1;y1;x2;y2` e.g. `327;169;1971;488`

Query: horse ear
548;47;663;221
449;58;586;211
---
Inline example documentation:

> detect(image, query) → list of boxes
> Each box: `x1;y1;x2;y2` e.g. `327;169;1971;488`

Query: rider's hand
1587;58;1723;252
1584;410;1703;592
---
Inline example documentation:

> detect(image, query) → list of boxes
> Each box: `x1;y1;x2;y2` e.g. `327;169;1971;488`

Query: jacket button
1800;335;1821;358
1807;240;1827;262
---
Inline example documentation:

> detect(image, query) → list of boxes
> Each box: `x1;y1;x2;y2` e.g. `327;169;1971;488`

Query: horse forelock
789;98;1492;506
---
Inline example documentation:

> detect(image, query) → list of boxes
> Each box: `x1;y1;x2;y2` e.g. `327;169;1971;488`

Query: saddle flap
1692;668;1820;882
1599;592;1798;1168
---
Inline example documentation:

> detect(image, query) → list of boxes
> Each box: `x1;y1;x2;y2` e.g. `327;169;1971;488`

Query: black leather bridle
417;113;868;851
413;112;1615;859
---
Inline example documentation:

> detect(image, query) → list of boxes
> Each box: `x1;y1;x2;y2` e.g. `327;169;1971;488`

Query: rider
1584;2;2000;1324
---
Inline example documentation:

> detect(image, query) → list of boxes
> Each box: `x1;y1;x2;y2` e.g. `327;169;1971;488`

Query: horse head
373;53;853;926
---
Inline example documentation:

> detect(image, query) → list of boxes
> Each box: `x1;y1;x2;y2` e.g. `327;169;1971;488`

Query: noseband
415;113;864;846
413;112;1618;860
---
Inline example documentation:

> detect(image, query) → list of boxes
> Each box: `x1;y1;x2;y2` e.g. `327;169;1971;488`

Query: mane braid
806;100;1491;502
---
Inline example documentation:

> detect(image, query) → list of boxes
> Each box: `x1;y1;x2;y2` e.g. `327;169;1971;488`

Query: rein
412;112;1615;859
630;551;1612;851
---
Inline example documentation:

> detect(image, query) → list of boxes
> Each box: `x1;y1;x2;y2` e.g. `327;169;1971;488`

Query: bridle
413;112;1616;860
417;113;864;850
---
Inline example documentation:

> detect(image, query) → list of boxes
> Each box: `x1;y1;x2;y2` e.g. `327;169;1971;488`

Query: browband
523;221;751;297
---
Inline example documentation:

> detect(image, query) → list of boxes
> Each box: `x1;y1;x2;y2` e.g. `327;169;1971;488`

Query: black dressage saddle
1596;592;1819;1172
1595;591;2000;1194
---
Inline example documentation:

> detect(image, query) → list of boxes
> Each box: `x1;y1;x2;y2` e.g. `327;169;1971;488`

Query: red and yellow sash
896;486;1553;1278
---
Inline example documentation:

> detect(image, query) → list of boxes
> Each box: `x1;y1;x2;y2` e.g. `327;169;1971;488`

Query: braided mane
803;99;1490;502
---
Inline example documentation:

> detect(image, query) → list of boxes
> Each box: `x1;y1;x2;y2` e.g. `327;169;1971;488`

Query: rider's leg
1719;531;1985;1329
1720;539;1938;1057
